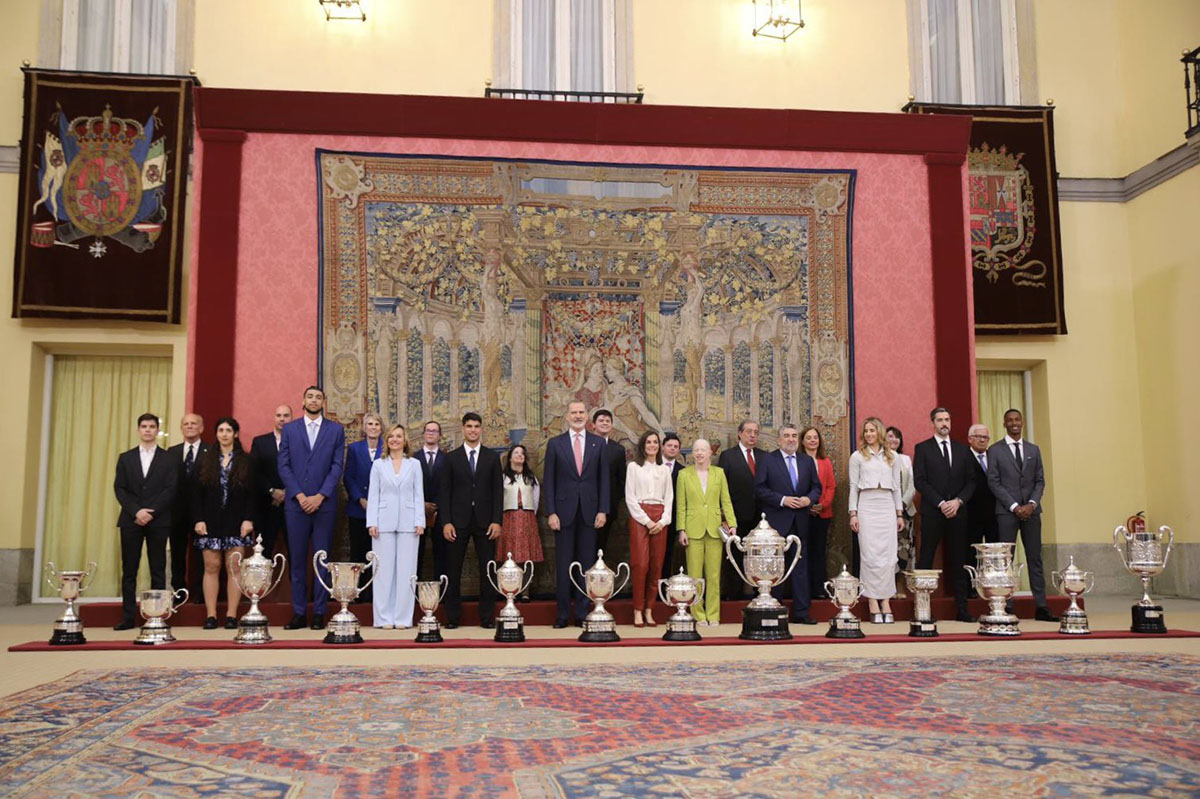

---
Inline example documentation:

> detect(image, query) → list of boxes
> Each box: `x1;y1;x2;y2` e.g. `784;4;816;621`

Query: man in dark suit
250;404;292;559
165;413;206;598
913;406;977;622
965;423;999;549
112;413;177;630
591;409;627;557
415;419;448;582
754;423;822;624
277;385;345;630
717;419;765;600
439;412;503;628
987;409;1058;622
543;400;610;627
659;433;685;579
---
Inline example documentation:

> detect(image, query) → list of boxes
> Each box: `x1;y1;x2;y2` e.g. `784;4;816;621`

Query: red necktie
746;449;756;477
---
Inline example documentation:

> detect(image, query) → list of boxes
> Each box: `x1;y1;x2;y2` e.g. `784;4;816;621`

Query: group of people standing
113;385;1056;633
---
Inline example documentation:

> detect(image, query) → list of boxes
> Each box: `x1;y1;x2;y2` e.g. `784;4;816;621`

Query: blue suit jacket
343;438;384;520
542;430;610;526
754;449;822;536
277;416;346;515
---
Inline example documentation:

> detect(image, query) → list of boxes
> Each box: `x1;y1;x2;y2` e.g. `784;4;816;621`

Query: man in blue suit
543;400;610;628
754;423;822;624
277;385;346;630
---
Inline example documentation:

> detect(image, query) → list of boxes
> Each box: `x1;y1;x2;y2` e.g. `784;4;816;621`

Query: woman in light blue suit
366;424;424;629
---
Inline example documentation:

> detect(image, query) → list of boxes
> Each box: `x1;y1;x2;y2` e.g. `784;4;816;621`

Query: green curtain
42;355;171;598
976;369;1030;590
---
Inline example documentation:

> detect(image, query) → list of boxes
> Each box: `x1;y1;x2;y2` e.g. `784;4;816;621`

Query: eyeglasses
968;435;989;440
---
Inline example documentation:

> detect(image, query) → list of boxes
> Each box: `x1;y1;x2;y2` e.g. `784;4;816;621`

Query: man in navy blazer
754;423;822;624
277;386;346;630
543;400;610;627
987;409;1057;622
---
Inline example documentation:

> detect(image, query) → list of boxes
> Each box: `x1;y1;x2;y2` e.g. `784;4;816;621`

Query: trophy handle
857;583;867;600
170;588;189;615
520;561;536;595
229;550;245;595
613;562;631;596
1050;570;1062;594
963;564;977;582
313;551;334;595
657;578;670;606
568;561;587;597
43;561;58;592
438;574;449;603
79;561;97;592
1016;561;1026;579
778;534;802;585
1159;526;1174;568
485;560;500;593
1083;573;1095;594
823;579;834;600
266;553;287;596
410;573;419;594
694;577;705;605
358;551;378;592
724;535;751;587
1112;526;1131;569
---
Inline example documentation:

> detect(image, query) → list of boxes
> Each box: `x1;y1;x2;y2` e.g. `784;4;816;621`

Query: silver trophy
44;561;96;645
314;550;376;644
134;588;188;645
903;569;942;637
411;575;449;643
658;568;705;642
963;542;1023;636
725;514;802;640
823;565;865;639
229;535;286;644
569;549;630;643
487;553;535;643
1114;522;1174;634
1051;555;1094;635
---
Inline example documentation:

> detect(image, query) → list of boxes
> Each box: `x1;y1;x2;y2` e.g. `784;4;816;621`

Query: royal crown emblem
967;143;1046;287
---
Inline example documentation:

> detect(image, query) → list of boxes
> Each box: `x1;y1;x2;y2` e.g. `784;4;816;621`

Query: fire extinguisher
1125;511;1146;533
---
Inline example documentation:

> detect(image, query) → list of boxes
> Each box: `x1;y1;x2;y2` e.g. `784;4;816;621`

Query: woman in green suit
676;438;737;626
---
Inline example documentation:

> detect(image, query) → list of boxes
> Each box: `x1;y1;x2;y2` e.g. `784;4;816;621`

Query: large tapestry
12;69;195;322
905;103;1067;335
317;153;854;463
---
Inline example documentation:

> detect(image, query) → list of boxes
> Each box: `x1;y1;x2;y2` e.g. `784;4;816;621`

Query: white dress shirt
139;445;158;477
624;461;674;526
934;434;953;467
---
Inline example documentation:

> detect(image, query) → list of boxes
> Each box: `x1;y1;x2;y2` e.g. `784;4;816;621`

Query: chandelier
752;0;804;41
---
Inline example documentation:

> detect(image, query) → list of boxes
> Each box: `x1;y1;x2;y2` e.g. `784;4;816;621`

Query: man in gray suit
986;409;1058;622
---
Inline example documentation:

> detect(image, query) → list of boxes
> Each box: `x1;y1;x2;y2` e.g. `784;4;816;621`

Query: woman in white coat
847;416;904;624
366;424;424;629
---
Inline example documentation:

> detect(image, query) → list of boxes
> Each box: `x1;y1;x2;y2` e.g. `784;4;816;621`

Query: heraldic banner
905;103;1067;335
12;69;196;322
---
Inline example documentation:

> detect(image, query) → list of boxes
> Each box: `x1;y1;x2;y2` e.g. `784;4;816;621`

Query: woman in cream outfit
366;424;424;629
847;417;904;624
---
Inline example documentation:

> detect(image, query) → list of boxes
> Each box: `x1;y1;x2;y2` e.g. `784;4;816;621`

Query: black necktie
184;444;195;477
940;440;950;466
1013;442;1022;465
469;449;476;474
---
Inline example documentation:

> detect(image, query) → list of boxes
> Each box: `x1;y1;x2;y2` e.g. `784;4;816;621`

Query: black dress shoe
481;620;496;629
112;619;136;631
572;619;583;628
552;619;569;629
956;612;976;623
1035;608;1060;622
794;617;818;625
223;617;239;630
283;614;307;630
310;618;326;630
444;621;460;629
202;616;219;630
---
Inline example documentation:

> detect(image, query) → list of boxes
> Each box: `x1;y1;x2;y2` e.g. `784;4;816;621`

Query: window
58;0;183;74
909;0;1022;105
493;0;634;97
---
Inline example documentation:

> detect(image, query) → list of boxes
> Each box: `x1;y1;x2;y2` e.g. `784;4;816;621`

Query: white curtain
971;0;1006;105
521;0;557;91
570;0;604;93
927;0;961;103
69;0;175;74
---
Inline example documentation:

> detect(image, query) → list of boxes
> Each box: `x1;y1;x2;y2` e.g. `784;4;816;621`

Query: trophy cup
658;568;705;642
43;561;96;645
487;553;535;643
314;550;376;644
1114;522;1174;634
963;542;1024;636
229;535;286;644
411;575;449;643
134;588;188;645
569;550;630;643
725;514;802;640
1051;555;1094;635
903;569;942;637
823;565;865;639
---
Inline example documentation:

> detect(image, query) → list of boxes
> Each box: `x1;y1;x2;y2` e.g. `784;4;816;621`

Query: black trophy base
494;619;526;643
662;628;702;642
739;606;792;641
323;630;364;644
826;622;865;639
909;620;940;638
49;628;86;646
414;629;443;643
1131;604;1167;634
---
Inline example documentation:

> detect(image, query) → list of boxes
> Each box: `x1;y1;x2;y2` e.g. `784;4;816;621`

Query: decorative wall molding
0;145;17;174
1059;141;1199;203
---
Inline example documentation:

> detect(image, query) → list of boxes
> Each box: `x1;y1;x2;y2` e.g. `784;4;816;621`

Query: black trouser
996;513;1048;609
555;514;597;622
257;502;286;558
918;511;971;612
445;526;497;625
347;516;374;603
661;521;679;581
416;511;447;582
771;519;812;619
168;518;190;594
120;526;169;623
808;515;831;599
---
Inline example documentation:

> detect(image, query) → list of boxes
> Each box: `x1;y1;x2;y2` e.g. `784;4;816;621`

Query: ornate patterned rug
2;654;1197;798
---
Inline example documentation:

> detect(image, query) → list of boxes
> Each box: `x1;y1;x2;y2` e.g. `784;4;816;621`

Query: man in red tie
542;401;610;628
718;420;766;600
